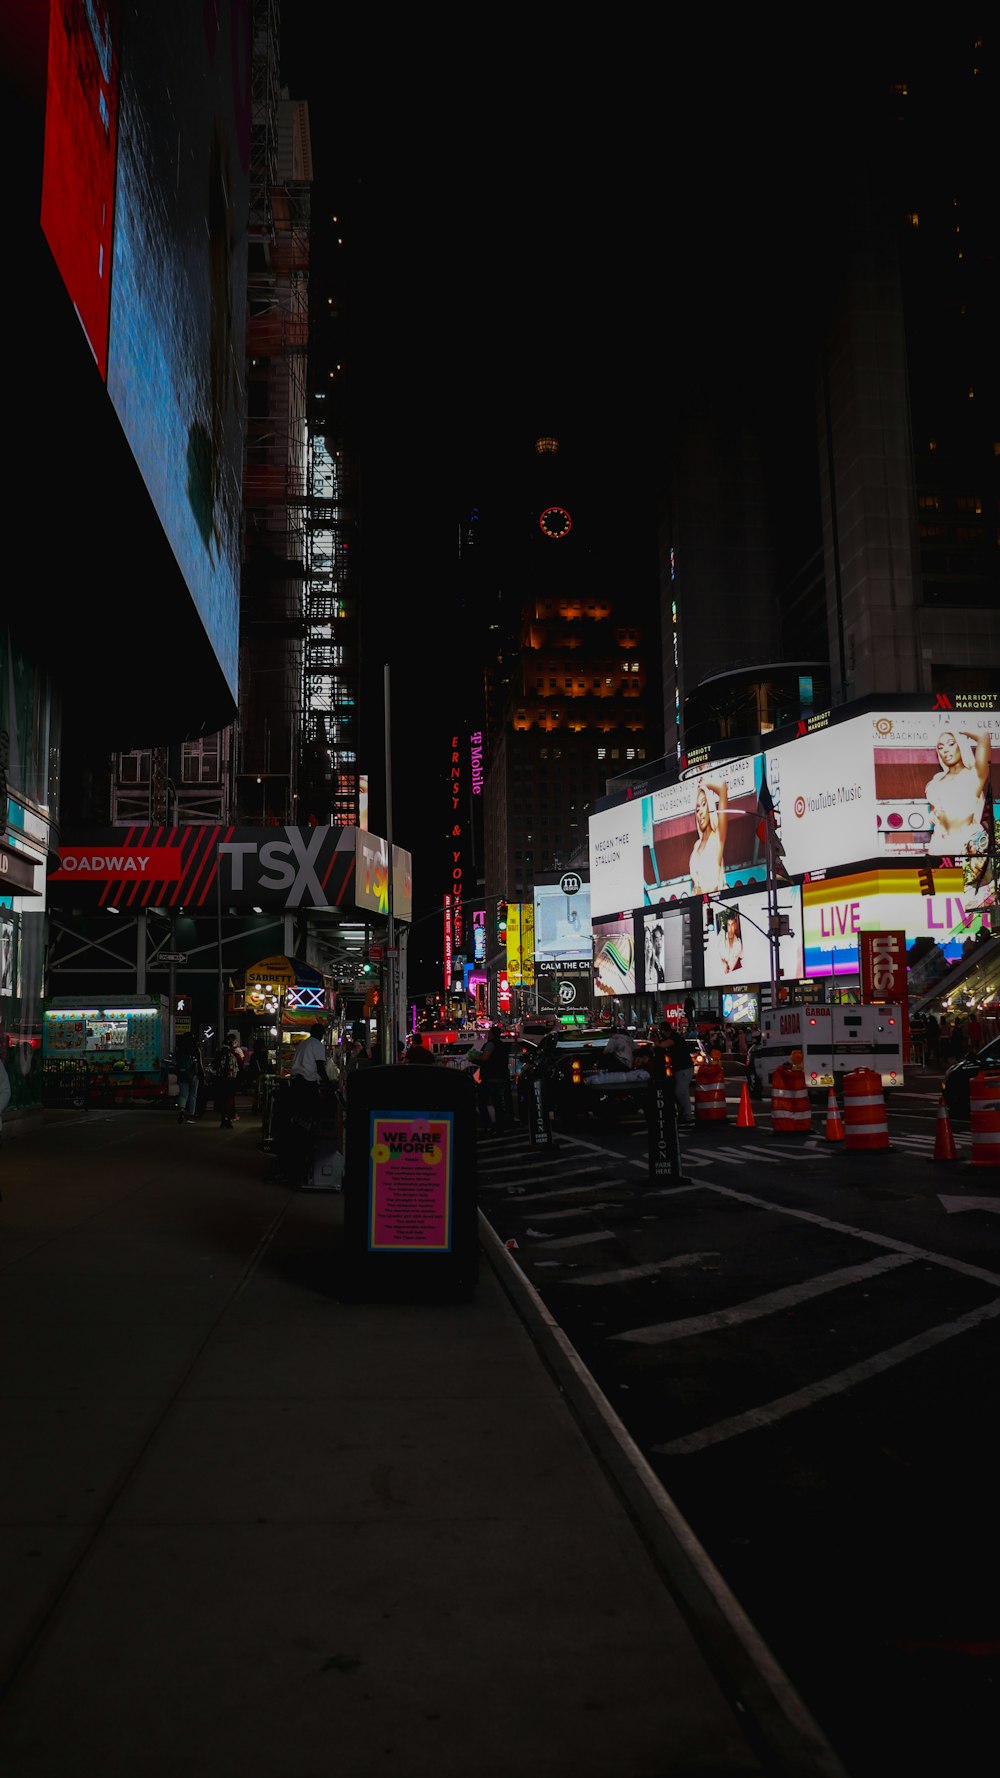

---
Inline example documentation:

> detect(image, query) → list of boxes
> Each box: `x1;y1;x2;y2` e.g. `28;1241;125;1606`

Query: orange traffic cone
932;1095;959;1163
824;1086;846;1143
736;1082;755;1128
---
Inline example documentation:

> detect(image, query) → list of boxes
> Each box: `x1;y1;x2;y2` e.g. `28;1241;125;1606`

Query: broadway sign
47;826;360;912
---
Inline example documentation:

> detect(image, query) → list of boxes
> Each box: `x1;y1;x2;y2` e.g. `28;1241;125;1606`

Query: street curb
478;1211;852;1778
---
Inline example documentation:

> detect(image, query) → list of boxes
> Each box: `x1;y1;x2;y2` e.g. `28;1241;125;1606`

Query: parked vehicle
520;1027;653;1125
942;1035;1000;1119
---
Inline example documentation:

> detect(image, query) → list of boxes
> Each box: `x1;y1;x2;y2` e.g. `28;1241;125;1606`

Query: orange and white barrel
970;1073;1000;1168
843;1068;889;1151
771;1064;812;1135
694;1061;727;1123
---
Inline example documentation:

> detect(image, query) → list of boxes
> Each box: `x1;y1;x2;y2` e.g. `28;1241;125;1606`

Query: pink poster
368;1113;454;1251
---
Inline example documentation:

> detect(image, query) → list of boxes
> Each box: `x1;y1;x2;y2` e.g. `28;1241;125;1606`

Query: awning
244;954;325;990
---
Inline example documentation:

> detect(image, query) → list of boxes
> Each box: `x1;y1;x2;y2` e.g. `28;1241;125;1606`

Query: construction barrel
970;1073;1000;1169
843;1068;890;1152
694;1059;727;1123
770;1063;812;1135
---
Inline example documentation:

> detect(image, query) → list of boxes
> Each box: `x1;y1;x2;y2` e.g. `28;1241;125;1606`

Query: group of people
914;1011;984;1068
173;1031;272;1129
399;1025;514;1136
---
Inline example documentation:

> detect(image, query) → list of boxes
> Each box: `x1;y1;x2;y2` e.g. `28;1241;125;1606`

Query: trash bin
339;1064;478;1300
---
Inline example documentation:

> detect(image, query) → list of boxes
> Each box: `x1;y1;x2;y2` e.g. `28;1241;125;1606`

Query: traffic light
497;899;508;943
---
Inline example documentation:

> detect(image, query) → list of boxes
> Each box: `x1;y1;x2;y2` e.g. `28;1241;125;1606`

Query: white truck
749;1004;905;1091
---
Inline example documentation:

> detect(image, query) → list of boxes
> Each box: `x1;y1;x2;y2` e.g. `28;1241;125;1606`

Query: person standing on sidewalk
174;1033;203;1124
477;1024;510;1134
0;1048;10;1159
215;1032;242;1130
661;1024;695;1126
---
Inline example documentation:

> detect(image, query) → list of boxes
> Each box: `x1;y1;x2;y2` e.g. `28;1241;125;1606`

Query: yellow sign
521;901;535;986
245;954;297;988
506;903;522;984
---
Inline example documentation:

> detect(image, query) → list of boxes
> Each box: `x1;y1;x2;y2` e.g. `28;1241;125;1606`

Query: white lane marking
528;1228;618;1250
612;1254;914;1344
509;1181;631;1206
939;1195;1000;1215
479;1159;604;1182
572;1253;721;1287
655;1295;1000;1455
702;1180;1000;1289
527;1202;617;1223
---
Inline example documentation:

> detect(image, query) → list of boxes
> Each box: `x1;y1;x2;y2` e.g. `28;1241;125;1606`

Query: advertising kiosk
42;995;169;1106
340;1064;479;1301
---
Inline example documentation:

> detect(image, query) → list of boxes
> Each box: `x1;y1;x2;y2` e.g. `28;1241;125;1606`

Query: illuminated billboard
640;907;693;992
589;797;647;920
592;915;636;997
802;867;992;977
644;755;765;902
533;877;592;964
40;0;249;704
355;833;414;922
871;709;998;904
767;722;876;878
702;886;804;989
589;756;766;918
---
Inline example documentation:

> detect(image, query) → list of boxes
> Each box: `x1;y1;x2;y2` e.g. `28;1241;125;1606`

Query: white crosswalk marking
571;1252;721;1287
655;1295;1000;1455
612;1253;914;1344
527;1228;618;1250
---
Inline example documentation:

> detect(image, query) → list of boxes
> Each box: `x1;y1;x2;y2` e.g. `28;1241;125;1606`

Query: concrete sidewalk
0;1107;849;1777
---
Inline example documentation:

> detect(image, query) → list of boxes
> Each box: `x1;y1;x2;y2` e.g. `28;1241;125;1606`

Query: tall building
477;433;661;1012
661;28;999;759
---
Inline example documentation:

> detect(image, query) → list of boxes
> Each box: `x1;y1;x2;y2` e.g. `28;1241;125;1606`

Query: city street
477;1062;1000;1778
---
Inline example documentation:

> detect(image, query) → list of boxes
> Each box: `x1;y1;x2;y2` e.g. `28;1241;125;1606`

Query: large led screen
355;833;414;923
871;709;999;904
534;879;592;963
644;755;765;902
702;886;804;989
766;721;876;879
640;907;692;992
592;915;636;998
803;867;992;977
589;798;647;920
42;0;250;704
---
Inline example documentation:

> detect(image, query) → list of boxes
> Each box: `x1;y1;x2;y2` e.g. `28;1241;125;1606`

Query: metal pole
384;663;396;1064
766;824;780;1006
216;847;225;1046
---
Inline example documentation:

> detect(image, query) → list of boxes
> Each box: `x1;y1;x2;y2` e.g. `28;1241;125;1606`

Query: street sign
369;944;383;962
160;952;188;963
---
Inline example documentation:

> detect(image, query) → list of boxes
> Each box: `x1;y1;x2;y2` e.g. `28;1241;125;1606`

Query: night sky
275;14;944;984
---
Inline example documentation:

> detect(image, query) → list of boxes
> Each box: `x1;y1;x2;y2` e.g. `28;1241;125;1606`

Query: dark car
942;1036;1000;1119
520;1028;654;1125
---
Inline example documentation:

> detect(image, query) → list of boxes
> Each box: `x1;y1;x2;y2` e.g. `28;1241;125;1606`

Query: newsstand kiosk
339;1065;479;1301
